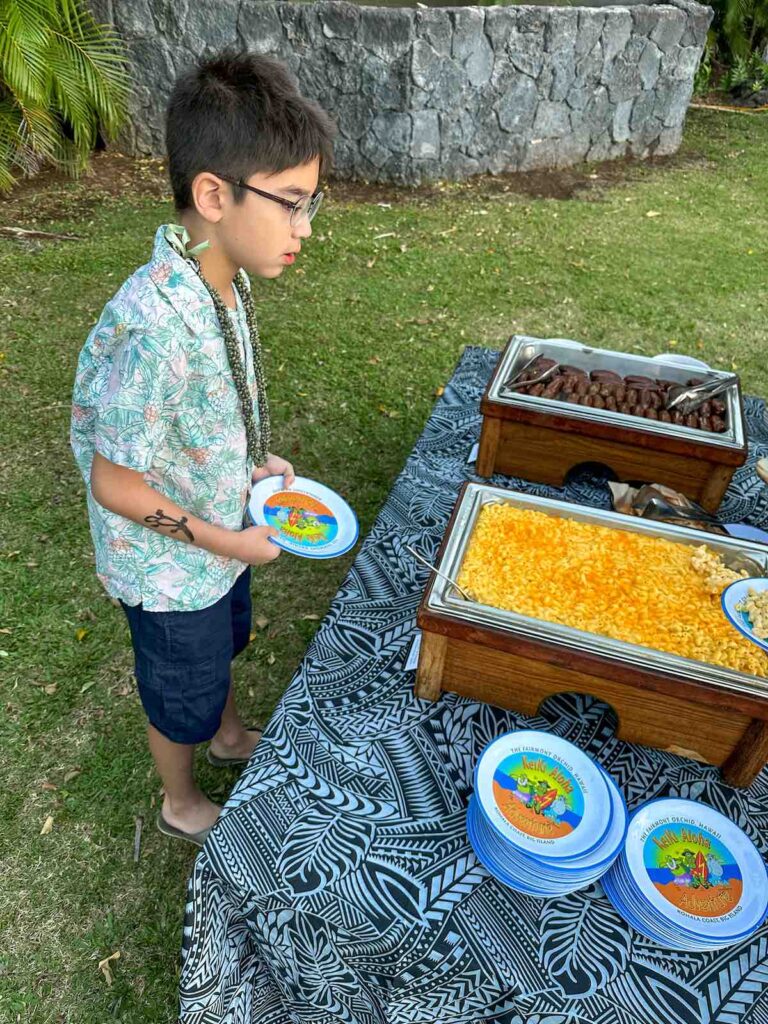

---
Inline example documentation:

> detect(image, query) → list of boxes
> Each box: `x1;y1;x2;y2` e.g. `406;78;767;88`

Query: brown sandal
156;812;212;848
206;727;263;768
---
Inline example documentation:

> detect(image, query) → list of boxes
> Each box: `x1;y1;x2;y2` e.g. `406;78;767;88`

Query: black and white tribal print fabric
180;347;768;1024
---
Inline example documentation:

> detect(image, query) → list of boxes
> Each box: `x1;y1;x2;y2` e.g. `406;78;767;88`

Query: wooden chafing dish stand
476;337;748;513
415;483;768;788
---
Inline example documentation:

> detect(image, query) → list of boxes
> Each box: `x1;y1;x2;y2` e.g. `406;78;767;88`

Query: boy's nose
292;217;312;240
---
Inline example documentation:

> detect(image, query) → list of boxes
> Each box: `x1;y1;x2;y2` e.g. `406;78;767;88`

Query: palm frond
0;0;130;190
0;96;31;180
50;26;130;139
0;95;58;184
0;0;51;102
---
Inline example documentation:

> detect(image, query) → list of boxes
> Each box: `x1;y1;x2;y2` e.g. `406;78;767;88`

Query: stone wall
92;0;712;184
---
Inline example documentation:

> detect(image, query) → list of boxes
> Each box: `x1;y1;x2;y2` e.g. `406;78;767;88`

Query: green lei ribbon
164;223;211;258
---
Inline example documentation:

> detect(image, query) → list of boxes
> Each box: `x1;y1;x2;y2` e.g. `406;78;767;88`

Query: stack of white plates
602;798;768;950
467;730;627;897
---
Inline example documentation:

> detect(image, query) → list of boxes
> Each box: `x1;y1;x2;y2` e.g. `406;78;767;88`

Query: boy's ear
191;172;227;224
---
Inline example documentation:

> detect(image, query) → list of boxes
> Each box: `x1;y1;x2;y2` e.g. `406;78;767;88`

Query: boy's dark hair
166;51;336;211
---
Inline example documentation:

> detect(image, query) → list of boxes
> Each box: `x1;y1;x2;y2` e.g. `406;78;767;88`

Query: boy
70;53;335;846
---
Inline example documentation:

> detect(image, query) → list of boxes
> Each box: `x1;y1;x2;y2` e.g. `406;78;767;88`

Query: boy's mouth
281;251;298;265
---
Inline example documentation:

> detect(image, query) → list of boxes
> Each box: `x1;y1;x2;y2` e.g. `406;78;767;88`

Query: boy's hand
234;525;282;565
252;453;295;488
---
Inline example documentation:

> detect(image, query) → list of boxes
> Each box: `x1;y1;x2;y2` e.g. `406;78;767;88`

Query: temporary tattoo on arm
144;509;195;543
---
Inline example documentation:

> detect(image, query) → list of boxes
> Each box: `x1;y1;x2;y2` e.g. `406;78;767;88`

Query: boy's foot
159;794;221;844
157;812;212;848
207;726;263;767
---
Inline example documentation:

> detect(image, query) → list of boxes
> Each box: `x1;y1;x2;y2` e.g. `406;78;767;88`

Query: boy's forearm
90;451;242;559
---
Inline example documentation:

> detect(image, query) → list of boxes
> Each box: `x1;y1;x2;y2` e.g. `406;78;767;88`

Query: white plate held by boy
247;475;358;559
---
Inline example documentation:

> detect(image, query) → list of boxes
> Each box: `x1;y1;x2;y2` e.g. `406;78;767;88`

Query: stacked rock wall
91;0;712;183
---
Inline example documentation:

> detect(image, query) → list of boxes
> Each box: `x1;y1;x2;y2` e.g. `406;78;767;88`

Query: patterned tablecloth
180;347;768;1024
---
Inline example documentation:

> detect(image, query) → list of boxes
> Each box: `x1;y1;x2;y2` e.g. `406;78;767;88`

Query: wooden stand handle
721;719;768;788
415;632;447;702
476;418;501;478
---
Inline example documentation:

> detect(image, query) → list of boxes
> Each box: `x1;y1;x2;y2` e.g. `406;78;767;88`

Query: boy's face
219;158;321;280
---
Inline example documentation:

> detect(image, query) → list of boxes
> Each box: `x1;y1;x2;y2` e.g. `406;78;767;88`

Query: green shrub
694;31;716;94
721;49;768;91
708;0;768;62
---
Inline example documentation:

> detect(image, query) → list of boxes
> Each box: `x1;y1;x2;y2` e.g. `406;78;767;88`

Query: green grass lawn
1;109;766;1022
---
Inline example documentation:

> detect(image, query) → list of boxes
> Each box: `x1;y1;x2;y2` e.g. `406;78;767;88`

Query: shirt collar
147;224;219;335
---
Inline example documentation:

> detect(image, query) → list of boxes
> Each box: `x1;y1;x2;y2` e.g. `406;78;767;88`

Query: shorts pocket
134;603;234;744
135;651;231;744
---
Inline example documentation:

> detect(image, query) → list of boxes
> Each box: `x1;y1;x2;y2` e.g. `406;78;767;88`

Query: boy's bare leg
148;725;221;834
209;683;262;761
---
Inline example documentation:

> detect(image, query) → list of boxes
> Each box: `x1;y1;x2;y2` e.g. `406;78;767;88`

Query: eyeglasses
217;175;323;227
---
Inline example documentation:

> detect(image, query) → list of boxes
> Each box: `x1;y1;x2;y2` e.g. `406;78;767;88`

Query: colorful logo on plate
643;824;742;918
493;753;585;840
264;491;338;548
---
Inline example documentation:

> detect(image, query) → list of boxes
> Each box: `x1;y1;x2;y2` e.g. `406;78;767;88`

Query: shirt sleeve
93;328;175;473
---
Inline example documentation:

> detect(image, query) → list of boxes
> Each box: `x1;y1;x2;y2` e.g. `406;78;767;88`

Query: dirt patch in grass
327;149;710;205
693;89;768;110
0;152;171;225
0;144;713;229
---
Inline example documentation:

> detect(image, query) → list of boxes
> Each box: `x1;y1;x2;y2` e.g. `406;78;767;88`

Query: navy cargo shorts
120;568;252;744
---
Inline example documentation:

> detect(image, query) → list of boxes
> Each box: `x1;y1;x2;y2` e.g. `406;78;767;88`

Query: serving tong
664;375;738;416
500;357;560;395
404;544;473;601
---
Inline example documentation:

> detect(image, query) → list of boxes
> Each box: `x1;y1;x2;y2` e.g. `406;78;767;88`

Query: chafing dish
415;482;768;787
476;337;749;512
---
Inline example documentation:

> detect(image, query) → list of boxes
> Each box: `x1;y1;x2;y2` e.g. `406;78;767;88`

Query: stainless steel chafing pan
425;483;768;702
488;336;745;453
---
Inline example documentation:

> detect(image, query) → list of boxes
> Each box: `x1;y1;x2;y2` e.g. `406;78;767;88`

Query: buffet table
180;347;768;1024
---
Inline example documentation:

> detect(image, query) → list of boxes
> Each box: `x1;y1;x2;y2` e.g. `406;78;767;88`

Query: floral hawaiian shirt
71;225;260;611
